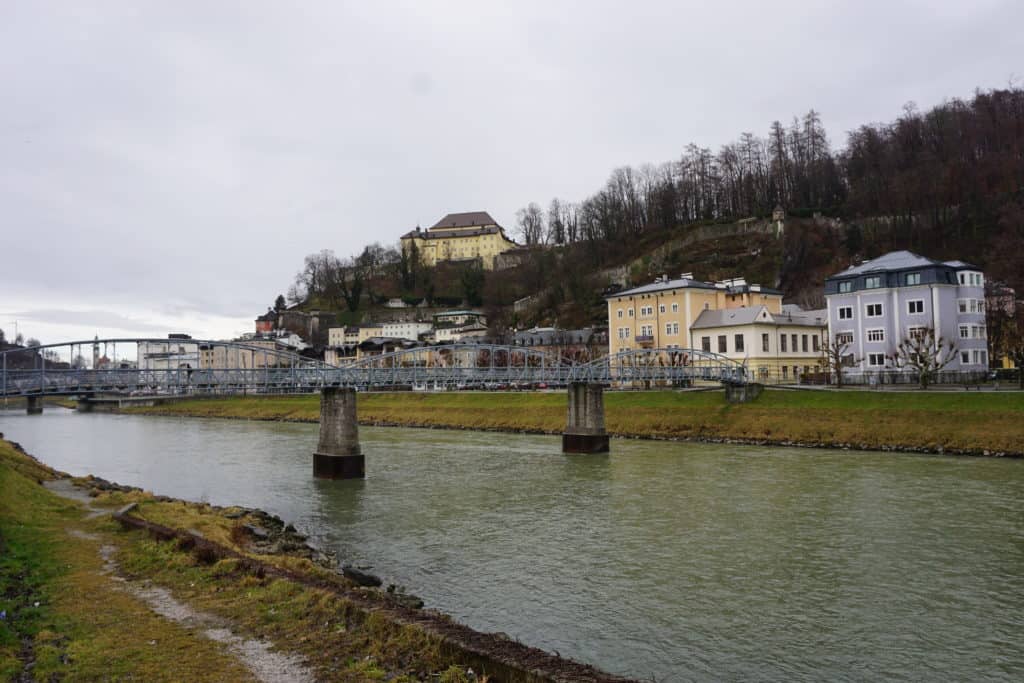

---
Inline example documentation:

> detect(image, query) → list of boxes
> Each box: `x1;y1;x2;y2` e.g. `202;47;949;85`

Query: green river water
1;407;1021;680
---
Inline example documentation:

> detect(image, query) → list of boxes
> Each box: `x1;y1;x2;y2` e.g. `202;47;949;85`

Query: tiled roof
606;277;717;298
430;211;500;229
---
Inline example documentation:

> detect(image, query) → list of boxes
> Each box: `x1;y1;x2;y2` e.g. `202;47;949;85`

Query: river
1;407;1022;681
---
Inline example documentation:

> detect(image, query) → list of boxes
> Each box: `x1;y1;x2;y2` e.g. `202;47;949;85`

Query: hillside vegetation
273;86;1023;335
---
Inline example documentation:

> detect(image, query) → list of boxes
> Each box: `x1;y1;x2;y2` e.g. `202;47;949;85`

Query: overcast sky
1;0;1020;345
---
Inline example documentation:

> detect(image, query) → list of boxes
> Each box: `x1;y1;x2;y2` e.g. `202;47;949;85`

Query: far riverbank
117;389;1024;457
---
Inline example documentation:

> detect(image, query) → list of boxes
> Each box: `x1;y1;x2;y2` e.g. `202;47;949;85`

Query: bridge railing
1;340;750;397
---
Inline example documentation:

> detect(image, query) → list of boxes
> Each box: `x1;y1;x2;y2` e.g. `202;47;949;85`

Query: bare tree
547;198;566;245
822;335;857;388
1001;307;1024;389
516;203;545;245
890;327;958;389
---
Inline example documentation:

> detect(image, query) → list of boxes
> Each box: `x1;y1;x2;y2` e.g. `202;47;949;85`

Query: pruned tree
274;294;286;312
890;327;958;389
822;335;858;388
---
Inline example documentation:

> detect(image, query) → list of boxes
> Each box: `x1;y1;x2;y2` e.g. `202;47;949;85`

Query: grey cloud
4;310;170;333
2;1;1021;344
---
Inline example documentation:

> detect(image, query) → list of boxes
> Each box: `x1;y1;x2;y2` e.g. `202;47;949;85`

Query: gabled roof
691;306;772;329
430;211;500;229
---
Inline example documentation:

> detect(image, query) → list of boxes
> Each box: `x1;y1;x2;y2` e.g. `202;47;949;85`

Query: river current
1;407;1022;680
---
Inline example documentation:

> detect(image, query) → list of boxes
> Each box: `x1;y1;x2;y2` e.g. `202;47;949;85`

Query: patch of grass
124;389;1024;453
0;441;256;681
117;535;454;680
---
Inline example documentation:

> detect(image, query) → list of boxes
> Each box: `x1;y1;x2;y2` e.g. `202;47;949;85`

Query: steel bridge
0;338;749;399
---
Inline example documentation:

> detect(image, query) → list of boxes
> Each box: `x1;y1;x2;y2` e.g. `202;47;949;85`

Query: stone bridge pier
26;396;43;415
562;382;609;453
313;387;364;479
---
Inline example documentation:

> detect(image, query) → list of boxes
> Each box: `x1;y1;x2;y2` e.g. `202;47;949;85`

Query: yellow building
198;340;288;369
605;275;784;355
689;305;827;383
400;211;518;270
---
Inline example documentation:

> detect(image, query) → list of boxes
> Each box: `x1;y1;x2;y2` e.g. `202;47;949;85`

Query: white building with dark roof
824;250;988;374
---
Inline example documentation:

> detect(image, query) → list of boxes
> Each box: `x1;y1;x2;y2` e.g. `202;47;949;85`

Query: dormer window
839;281;852;293
865;276;881;289
905;272;921;286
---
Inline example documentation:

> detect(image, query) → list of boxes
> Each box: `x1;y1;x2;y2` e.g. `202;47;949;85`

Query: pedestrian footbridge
1;338;749;401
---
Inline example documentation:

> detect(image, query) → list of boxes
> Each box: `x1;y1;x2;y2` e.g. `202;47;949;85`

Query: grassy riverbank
0;438;632;682
121;389;1024;455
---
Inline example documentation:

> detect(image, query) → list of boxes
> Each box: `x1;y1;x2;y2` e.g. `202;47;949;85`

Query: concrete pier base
26;396;43;415
562;382;609;454
724;383;764;404
314;387;364;479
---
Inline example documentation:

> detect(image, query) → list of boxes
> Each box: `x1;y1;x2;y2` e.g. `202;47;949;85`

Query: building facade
400;211;518;270
605;275;783;355
690;305;827;382
824;251;988;374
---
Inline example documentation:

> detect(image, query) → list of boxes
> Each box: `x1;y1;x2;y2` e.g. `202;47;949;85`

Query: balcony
636;335;655;347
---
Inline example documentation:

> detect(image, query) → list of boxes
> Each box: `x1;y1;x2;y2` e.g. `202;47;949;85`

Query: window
908;327;926;340
959;273;966;285
839;281;852;293
906;272;921;286
617;310;623;319
961;351;970;364
838;306;853;320
718;335;727;353
735;334;745;352
868;353;886;367
812;335;820;352
659;304;666;314
866;303;883;317
908;300;924;314
959;325;969;339
672;322;679;334
704;302;710;310
791;334;798;352
782;366;788;379
640;325;653;337
671;303;679;313
780;334;788;352
972;325;985;339
701;336;711;352
865;276;881;289
801;335;808;352
762;333;770;352
628;308;634;317
866;329;884;342
958;299;968;313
